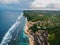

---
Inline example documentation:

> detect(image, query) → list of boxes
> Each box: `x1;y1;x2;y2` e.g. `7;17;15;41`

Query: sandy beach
24;21;35;45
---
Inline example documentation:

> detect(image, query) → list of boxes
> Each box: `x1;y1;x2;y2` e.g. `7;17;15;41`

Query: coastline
24;18;35;45
24;20;49;45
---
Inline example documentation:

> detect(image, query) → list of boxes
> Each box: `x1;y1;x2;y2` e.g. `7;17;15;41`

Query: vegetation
24;10;60;28
24;10;60;45
48;28;60;45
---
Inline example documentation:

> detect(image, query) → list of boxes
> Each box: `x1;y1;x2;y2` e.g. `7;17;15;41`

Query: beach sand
25;21;35;45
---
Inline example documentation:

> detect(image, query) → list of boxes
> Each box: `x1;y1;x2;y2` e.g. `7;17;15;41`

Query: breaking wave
0;12;26;45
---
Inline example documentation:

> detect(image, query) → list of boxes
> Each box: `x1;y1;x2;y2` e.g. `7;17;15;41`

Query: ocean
0;10;29;45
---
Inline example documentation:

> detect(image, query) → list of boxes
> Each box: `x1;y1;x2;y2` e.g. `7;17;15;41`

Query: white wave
0;12;24;45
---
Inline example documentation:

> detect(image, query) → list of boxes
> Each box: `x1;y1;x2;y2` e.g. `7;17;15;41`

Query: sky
0;0;60;10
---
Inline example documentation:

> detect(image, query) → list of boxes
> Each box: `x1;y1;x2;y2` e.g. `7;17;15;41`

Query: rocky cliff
25;21;49;45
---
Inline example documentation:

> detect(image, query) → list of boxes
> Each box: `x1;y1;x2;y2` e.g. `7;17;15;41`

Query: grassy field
24;10;60;45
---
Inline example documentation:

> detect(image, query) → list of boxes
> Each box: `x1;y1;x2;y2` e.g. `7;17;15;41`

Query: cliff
25;21;49;45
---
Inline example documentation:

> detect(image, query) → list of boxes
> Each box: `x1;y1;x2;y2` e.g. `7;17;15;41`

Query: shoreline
24;19;35;45
24;20;50;45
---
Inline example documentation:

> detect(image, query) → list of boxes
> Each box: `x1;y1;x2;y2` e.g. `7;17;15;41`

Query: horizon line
1;8;60;11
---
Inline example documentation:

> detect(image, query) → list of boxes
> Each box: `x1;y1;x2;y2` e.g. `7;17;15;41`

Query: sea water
0;10;29;45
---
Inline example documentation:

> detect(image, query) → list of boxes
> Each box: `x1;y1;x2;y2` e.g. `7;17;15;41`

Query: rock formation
25;21;49;45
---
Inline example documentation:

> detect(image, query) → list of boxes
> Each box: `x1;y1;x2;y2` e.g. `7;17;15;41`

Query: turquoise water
9;16;29;45
0;10;29;45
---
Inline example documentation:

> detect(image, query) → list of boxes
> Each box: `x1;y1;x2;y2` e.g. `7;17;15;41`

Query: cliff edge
25;21;49;45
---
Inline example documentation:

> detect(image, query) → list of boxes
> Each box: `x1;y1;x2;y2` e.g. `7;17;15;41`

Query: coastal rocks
35;30;48;45
26;30;48;45
25;22;49;45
